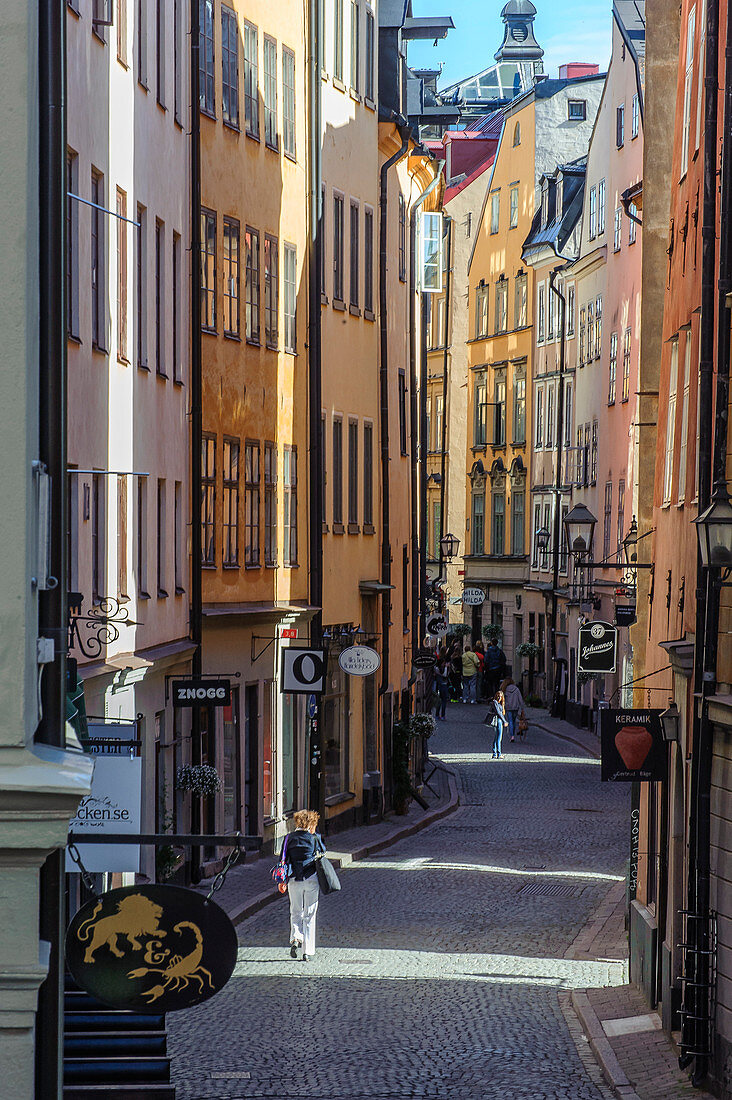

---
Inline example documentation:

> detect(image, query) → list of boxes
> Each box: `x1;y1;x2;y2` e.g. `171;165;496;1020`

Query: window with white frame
509;185;519;228
632;92;640;139
629;202;638;244
494;375;506;445
333;193;344;300
350;1;360;93
263;35;278;149
490;190;500;234
515;271;527;327
622;327;631;400
514;373;526;443
595;296;602;358
567;285;575;335
537;284;545;341
546;383;555;448
474;372;487;446
589;186;597;238
364;8;374;101
535;385;544;448
284;242;297;352
495;277;508;333
614;207;622;251
244;22;259;138
598;178;606;234
680;6;696;177
608;332;617;403
678;329;692;502
283;46;296;159
221;6;239;128
334;0;344;81
616;104;625;147
200;0;214;114
475;282;489;337
264;234;278;349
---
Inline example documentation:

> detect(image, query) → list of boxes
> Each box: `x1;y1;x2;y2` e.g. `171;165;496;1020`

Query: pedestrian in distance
473;640;486;698
461;643;481;703
434;659;451;719
484;690;509;758
449;645;463;701
501;677;526;742
283;809;326;961
484;638;507;699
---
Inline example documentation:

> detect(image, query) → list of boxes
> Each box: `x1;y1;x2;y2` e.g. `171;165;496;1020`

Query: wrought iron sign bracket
251;635;277;663
68;593;138;659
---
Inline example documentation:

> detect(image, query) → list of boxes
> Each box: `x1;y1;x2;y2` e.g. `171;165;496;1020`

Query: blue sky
407;0;613;89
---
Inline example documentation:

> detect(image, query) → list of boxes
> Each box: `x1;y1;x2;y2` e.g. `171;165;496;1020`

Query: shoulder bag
315;854;341;894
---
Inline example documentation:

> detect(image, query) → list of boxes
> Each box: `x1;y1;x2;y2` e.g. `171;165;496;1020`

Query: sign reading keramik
600;709;666;782
172;679;231;707
577;621;617;674
66;884;238;1012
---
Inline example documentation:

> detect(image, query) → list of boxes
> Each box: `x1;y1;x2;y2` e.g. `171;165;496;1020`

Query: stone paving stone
168;703;629;1100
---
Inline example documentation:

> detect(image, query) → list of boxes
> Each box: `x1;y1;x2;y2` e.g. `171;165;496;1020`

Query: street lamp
659;700;680;743
695;481;732;570
563;503;597;557
536;527;550;552
440;532;460;561
623;515;640;566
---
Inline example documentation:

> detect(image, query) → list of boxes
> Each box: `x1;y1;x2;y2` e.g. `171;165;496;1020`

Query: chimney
559;63;600;79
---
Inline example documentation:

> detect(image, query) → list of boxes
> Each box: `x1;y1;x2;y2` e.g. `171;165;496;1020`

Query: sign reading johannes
600;709;666;782
65;885;238;1013
577;620;617;674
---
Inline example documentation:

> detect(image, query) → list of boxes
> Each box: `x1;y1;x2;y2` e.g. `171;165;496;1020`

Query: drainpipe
409;190;419;670
548;268;566;715
680;0;720;1076
379;122;410;703
307;0;324;820
437;215;453;587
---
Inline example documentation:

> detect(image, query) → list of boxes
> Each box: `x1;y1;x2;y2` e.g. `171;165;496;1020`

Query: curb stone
571;990;642;1100
530;719;601;760
228;765;460;927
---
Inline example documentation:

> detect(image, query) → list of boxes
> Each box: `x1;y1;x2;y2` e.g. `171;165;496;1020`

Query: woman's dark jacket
284;830;325;881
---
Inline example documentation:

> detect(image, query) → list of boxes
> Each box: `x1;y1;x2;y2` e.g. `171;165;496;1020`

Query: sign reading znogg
172;680;231;707
462;587;486;606
281;647;326;694
65;884;238;1013
600;709;666;782
338;645;381;677
577;620;617;674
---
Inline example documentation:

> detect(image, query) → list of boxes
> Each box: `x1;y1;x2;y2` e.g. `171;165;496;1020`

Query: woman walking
501;677;526;742
434;659;451;720
486;690;509;758
284;809;325;961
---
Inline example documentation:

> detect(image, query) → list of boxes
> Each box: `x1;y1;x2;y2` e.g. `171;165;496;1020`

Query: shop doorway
244;685;259;837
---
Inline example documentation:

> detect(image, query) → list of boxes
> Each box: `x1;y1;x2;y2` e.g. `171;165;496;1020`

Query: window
350;1;360;93
568;99;586;120
365;9;374;100
66;151;79;338
541;184;548;227
559;504;569;574
282;47;296;158
509;185;519;229
471;492;484;555
512;490;524;556
244;22;259;138
200;208;216;330
155;219;165;375
137;0;148;85
681;7;696;176
579;307;585;364
495;278;508;334
494;376;506;445
348;419;358;527
435;394;444;452
541;503;551;569
156;0;165;105
603;481;613;561
174;481;183;592
475;282;489;337
595;296;602;358
608;331;617;403
398;369;407;455
136;203;147;366
474;373;487;446
201;433;216;565
402;546;409;630
492;492;505;555
564;380;573;448
245;227;260;342
199;0;214;115
117;0;128;64
425;396;432;454
284;243;297;352
622;328;632;401
616;104;625;147
319;183;327;298
223;217;240;337
116;188;128;361
350;201;359;307
421;213;442;292
678;331;692;502
548;284;555;339
333;193;344;300
398;194;406;282
91;474;105;603
332;418;343;524
513;121;521;146
264;442;277;565
222;6;239;128
629;202;638;244
432;501;442;559
587;301;594;359
632;92;640;139
577;427;585;487
530;502;541;567
617;480;625;561
490;190;500;234
589;186;597;238
364;207;374;314
567;285;575;335
264;36;278;148
538;284;545;341
696;0;706;153
174;0;182;121
157;479;167;595
545;383;555;448
334;0;344;80
598;179;606;234
222;439;239;566
535;386;544;448
514;375;526;443
591;421;598;484
136;475;149;595
515;272;527;328
283;447;298;565
244;441;260;565
91;169;105;350
363;422;373;526
172;232;182;381
264;234;278;348
614;207;622;251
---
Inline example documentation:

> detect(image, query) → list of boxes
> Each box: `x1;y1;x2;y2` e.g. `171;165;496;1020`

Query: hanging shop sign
600;709;666;782
462;588;486;606
172;680;231;707
426;614;449;638
412;649;437;670
338;645;381;676
577;621;617;674
281;647;326;694
86;720;137;756
615;605;637;628
66;756;142;873
66;884;238;1013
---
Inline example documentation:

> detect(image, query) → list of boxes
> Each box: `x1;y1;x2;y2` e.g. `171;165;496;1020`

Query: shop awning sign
577;620;617;673
338;645;381;676
65;884;238;1013
600;709;666;782
172;680;231;707
66;755;142;873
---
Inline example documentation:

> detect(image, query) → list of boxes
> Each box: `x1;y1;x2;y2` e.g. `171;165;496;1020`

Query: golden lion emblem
76;894;166;964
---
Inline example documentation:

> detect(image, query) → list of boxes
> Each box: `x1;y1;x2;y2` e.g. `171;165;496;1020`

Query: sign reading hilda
600;709;666;782
172;679;231;707
577;620;617;674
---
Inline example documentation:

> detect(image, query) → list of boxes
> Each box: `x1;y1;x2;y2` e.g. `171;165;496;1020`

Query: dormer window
541;182;548;227
556;177;563;219
568;99;586;121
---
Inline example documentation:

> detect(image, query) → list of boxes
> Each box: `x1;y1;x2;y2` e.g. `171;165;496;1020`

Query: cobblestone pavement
169;703;630;1100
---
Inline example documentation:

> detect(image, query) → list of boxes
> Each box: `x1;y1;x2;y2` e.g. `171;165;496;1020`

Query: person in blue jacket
485;689;509;759
284;809;325;961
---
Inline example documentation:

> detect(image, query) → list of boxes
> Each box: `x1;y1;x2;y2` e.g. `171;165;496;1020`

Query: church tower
494;0;544;64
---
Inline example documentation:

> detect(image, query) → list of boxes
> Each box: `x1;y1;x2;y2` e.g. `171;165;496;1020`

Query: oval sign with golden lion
65;885;238;1012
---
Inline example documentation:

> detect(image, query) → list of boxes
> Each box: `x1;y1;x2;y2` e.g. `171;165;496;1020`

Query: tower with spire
494;0;544;65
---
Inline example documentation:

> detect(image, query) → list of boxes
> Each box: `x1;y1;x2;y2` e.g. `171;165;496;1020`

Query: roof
522;158;587;260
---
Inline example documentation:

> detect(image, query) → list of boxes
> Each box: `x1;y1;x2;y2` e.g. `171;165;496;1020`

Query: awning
359;581;396;594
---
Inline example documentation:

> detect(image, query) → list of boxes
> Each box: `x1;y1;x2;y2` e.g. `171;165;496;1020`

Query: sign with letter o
281;648;326;694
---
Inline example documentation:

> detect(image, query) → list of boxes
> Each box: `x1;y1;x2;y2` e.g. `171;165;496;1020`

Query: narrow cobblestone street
169;705;630;1099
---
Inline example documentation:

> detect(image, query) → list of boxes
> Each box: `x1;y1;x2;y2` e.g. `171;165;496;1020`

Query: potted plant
175;763;223;799
515;641;541;660
482;623;503;645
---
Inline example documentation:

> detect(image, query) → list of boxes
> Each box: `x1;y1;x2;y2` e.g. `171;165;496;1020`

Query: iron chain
67;840;99;897
205;833;242;901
